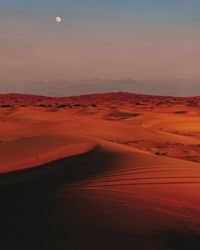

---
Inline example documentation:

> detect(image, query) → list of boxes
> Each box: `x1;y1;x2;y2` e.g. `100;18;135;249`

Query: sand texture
0;92;200;250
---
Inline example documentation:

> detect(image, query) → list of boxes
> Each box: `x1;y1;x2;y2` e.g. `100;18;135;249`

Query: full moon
56;16;62;23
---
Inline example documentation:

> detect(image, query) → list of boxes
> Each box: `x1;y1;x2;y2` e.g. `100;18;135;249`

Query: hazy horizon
1;0;200;96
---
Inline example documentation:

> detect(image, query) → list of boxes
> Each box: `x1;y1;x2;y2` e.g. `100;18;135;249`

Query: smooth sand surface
0;92;200;249
0;135;96;173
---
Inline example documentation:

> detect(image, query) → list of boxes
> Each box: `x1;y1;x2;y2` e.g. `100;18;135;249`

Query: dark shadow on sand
1;146;200;250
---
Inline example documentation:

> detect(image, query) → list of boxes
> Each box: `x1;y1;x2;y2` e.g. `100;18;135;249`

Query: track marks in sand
52;144;200;230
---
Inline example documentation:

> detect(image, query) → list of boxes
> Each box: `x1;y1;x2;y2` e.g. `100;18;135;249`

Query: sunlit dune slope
1;134;200;249
2;131;200;240
0;135;96;174
1;100;200;163
1;92;200;249
0;92;200;165
39;138;200;249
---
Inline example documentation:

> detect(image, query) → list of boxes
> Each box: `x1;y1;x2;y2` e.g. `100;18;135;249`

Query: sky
0;0;200;96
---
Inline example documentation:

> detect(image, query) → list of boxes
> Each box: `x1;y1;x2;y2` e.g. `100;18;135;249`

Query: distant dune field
0;92;200;250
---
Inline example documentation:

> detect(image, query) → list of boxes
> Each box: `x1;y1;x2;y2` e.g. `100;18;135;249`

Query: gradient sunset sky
0;0;200;96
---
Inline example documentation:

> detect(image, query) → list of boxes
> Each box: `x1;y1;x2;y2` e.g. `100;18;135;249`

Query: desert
1;92;200;249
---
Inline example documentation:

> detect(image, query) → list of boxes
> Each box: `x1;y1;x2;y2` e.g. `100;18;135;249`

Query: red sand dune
0;135;96;174
0;92;200;249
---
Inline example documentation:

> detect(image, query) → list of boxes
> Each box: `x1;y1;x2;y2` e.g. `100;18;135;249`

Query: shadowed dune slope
1;137;200;250
1;93;200;249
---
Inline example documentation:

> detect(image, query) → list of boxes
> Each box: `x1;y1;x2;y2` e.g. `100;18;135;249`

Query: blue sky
0;0;200;96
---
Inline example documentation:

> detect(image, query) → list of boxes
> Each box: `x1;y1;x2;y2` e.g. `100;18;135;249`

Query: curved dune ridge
50;139;200;250
2;135;200;249
1;93;200;249
0;135;97;174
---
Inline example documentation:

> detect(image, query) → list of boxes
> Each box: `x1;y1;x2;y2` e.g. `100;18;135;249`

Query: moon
56;16;62;23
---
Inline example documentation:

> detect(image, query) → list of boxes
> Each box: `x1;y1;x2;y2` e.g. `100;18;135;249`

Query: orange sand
1;92;200;249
